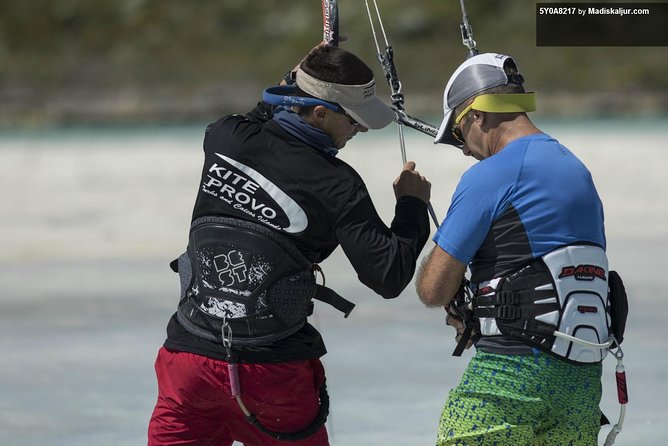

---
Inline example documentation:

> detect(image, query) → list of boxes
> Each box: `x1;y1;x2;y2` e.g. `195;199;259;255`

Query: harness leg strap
452;323;474;357
228;359;330;441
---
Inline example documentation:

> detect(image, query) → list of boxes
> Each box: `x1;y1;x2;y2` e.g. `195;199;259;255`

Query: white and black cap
434;53;525;146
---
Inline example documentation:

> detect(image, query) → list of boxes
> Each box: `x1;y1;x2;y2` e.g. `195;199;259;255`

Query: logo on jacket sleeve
201;154;308;233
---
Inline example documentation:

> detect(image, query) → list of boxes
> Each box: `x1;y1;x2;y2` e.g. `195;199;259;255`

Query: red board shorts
148;347;329;446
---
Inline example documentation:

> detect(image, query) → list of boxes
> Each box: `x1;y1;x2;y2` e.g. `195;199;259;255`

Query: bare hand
393;161;431;203
445;307;474;350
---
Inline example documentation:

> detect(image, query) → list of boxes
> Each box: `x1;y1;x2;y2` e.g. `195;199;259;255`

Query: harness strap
472;302;560;321
472;286;560;321
314;285;355;317
227;359;330;441
244;381;330;441
473;305;522;320
473;289;555;306
172;261;355;320
452;323;475;357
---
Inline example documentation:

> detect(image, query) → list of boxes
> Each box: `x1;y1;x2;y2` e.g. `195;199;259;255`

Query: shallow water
1;120;666;445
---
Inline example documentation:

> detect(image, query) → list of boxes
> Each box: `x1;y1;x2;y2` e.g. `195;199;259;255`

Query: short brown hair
294;46;374;116
300;45;373;85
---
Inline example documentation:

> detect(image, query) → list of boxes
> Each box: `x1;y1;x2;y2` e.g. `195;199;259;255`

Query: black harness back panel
175;216;353;346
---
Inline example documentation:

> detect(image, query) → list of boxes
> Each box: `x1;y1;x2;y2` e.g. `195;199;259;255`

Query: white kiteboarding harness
450;244;629;445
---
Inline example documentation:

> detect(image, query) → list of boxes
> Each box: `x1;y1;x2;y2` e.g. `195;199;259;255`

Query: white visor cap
296;68;395;129
435;53;523;146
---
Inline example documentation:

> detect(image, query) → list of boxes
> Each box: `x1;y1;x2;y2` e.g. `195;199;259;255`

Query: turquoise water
1;116;666;139
1;121;666;445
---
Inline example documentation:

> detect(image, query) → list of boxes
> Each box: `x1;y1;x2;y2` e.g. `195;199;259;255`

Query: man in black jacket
148;44;431;446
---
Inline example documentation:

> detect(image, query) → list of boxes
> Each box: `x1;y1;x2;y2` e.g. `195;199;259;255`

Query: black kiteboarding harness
171;216;355;441
447;244;628;364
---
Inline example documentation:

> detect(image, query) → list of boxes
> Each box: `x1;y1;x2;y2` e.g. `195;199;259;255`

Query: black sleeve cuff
392;195;431;250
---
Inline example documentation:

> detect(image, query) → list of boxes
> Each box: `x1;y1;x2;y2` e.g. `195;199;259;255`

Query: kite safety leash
604;343;628;446
553;332;628;446
223;311;330;441
364;0;439;228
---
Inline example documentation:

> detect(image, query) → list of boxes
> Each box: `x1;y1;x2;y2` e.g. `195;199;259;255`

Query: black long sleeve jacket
164;103;429;362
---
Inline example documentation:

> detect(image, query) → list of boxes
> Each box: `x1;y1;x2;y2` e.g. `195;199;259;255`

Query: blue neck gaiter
273;107;338;157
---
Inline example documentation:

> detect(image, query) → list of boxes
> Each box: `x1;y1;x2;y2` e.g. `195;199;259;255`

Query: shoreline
2;87;667;127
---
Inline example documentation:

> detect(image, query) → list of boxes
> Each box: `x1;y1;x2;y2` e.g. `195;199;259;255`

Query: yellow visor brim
454;93;537;126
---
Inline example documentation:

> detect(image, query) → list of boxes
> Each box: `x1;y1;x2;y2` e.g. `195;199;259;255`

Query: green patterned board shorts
437;350;603;446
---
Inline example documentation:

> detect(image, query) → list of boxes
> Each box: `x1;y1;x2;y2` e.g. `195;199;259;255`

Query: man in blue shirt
416;53;607;445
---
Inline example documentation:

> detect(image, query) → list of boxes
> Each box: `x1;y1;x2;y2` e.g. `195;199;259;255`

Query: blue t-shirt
435;133;605;283
434;133;606;353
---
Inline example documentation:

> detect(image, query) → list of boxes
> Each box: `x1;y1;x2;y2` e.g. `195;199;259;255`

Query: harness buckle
496;291;516;305
497;305;520;320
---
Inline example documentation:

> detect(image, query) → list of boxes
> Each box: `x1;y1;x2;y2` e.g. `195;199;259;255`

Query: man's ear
313;105;328;120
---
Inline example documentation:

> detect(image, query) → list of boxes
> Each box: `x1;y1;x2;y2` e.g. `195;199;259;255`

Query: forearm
415;246;467;307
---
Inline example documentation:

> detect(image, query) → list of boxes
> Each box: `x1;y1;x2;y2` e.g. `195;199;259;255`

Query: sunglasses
450;113;468;144
451;98;480;144
337;108;361;128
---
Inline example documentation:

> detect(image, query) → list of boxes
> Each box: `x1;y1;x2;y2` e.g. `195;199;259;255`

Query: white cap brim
434;108;462;146
296;68;395;130
341;98;395;130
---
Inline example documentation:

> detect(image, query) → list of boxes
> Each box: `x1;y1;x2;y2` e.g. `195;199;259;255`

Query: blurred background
1;0;668;126
1;1;667;445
